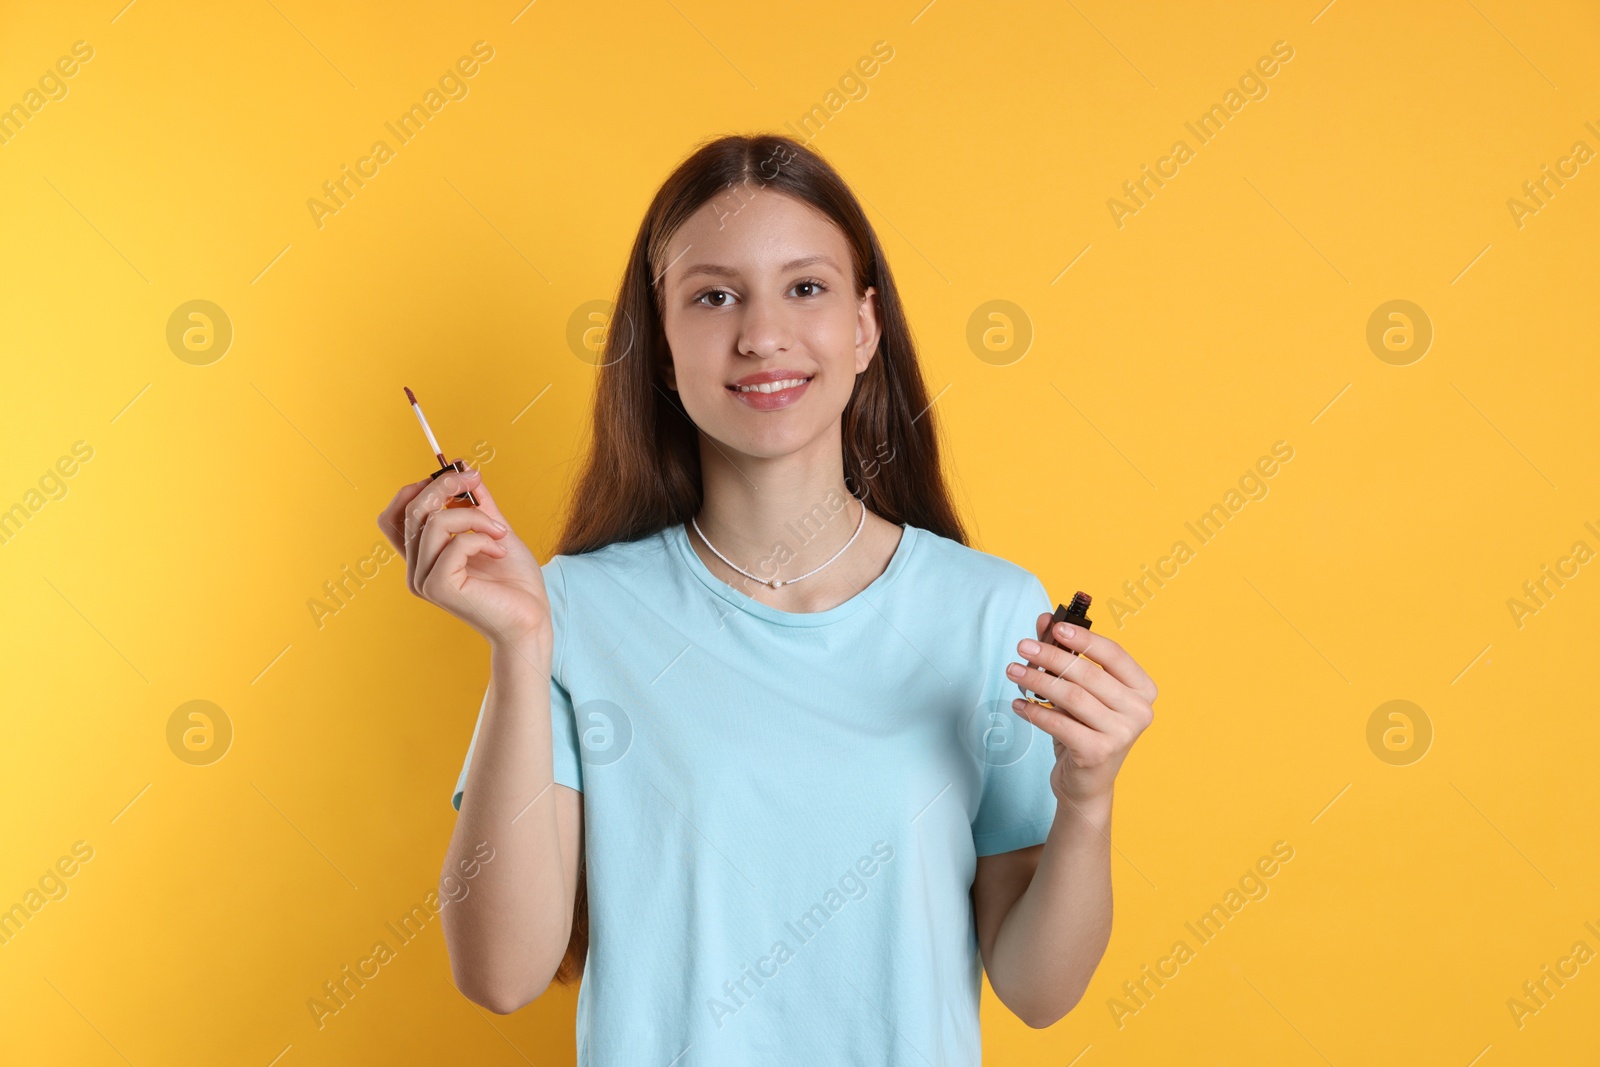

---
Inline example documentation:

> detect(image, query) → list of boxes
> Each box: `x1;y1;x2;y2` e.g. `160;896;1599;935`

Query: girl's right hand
376;464;551;654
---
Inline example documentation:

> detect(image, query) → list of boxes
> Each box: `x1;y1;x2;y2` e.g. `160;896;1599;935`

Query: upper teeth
736;377;809;393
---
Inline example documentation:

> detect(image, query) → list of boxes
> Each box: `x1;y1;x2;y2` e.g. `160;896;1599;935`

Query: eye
693;287;736;308
691;287;732;308
792;277;828;298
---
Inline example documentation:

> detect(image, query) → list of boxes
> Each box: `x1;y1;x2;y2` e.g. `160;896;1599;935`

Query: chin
707;421;824;462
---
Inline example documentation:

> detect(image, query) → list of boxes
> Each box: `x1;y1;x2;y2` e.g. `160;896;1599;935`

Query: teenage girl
378;134;1157;1065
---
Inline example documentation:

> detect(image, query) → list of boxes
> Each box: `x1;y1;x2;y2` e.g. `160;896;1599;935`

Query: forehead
664;190;852;282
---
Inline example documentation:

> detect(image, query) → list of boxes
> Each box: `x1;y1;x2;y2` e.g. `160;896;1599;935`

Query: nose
736;290;792;359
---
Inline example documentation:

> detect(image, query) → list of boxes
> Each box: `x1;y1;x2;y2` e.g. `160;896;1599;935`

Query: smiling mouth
727;376;814;394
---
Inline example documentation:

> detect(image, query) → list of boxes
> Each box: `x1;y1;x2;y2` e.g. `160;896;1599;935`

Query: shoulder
542;528;680;616
540;530;675;670
905;525;1048;610
546;527;674;583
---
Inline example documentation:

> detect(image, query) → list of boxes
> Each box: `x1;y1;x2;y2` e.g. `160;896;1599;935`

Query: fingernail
1056;623;1074;639
491;519;506;531
1006;663;1024;679
1019;639;1040;656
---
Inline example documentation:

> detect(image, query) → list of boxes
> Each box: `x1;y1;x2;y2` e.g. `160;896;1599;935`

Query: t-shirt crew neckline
669;519;919;627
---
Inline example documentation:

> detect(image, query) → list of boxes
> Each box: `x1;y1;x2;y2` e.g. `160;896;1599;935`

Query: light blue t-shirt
452;520;1060;1065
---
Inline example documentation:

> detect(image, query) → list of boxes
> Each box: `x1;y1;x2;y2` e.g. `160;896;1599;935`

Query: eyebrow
677;254;841;283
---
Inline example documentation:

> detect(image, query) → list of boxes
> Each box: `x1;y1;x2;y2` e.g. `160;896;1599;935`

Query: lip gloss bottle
1018;591;1093;706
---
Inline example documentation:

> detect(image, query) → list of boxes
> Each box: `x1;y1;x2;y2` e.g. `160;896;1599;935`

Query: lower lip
728;378;812;410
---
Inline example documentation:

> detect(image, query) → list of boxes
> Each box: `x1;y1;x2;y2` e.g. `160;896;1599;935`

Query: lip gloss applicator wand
403;386;478;508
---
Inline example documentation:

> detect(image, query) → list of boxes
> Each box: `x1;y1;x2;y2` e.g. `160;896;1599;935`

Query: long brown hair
548;132;969;985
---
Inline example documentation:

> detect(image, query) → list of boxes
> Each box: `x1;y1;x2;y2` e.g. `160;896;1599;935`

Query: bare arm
976;614;1157;1027
442;641;583;1013
377;464;581;1013
974;799;1113;1028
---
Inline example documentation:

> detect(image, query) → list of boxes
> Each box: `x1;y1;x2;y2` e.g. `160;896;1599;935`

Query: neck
692;429;863;585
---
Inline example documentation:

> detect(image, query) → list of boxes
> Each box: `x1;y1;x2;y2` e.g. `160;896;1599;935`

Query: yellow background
3;0;1597;1063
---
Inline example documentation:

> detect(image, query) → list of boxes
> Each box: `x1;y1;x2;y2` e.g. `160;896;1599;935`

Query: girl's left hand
1006;617;1157;810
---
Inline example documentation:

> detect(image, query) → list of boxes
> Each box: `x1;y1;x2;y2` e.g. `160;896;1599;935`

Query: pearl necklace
690;499;866;589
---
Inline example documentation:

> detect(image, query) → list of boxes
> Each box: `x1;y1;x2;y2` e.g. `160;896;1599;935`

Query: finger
404;470;478;582
1053;623;1158;705
1013;694;1100;752
434;461;512;530
1014;612;1059;700
1006;660;1116;732
414;508;508;593
377;477;431;552
407;469;474;527
455;464;511;528
1015;636;1116;713
1026;629;1145;716
419;531;508;604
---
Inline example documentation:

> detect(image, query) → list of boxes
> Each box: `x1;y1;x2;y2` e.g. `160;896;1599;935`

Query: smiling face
657;189;879;461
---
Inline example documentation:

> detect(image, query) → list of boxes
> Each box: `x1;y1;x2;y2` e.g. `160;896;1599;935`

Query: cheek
816;315;867;379
661;317;714;385
671;348;725;398
663;349;735;429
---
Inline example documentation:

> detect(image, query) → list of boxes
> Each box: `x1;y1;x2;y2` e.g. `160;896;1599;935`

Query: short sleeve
451;558;585;810
971;573;1060;856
